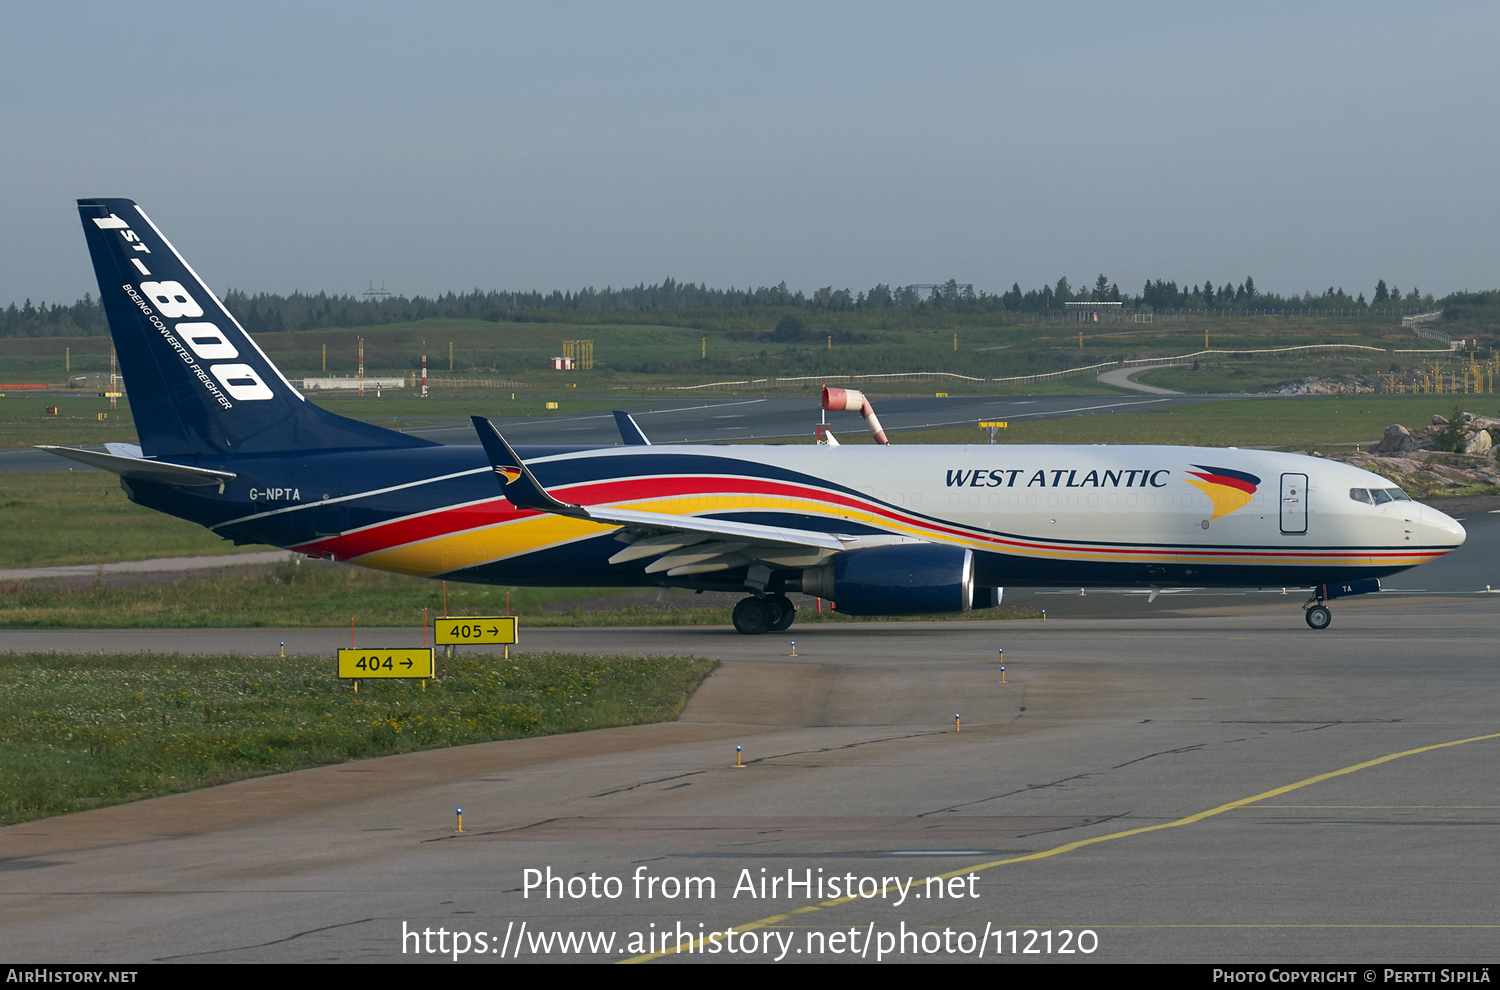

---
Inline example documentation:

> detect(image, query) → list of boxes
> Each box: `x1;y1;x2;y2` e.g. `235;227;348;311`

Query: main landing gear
732;594;796;635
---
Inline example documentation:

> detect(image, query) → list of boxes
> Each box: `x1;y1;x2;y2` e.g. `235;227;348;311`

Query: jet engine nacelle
802;544;995;615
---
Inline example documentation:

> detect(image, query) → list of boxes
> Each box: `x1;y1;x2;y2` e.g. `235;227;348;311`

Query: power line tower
906;283;974;301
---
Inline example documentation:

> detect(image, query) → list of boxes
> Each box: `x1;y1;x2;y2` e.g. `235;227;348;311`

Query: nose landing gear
1300;578;1381;630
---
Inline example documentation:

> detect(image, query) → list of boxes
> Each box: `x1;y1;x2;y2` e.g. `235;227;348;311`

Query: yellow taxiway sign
434;616;518;645
337;648;435;678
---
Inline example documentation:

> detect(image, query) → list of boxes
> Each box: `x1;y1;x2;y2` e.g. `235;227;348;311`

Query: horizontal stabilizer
36;445;236;488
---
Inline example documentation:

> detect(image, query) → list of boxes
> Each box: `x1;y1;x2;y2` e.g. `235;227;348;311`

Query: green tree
1435;402;1467;453
773;315;805;341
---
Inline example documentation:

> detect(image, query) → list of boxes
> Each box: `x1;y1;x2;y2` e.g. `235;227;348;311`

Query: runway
3;598;1499;964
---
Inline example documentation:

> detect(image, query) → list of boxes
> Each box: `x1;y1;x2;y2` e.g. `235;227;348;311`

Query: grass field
3;311;1471;397
796;394;1478;450
0;650;718;824
0;556;1038;628
0;395;137;449
0;469;264;567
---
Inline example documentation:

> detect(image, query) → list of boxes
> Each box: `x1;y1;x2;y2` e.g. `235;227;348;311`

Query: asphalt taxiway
3;597;1499;964
0;395;1493;963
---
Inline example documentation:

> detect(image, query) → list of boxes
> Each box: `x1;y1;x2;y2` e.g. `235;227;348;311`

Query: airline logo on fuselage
945;468;1171;488
93;213;274;406
943;464;1264;520
1184;464;1261;519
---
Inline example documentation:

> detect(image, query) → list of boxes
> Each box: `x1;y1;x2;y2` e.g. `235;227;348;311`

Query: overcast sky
4;1;1497;306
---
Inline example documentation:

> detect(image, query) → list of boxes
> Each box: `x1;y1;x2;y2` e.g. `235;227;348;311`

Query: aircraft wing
470;416;847;577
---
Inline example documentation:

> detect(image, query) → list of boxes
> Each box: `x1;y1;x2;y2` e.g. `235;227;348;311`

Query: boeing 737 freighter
42;199;1466;633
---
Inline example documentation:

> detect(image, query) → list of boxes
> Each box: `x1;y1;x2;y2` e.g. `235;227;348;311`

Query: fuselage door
1280;473;1308;535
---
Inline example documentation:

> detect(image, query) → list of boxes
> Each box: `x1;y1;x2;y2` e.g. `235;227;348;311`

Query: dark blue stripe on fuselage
117;443;1432;589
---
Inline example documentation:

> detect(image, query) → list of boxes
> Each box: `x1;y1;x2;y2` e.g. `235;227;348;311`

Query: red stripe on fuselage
288;471;1446;566
1187;471;1258;495
294;497;529;558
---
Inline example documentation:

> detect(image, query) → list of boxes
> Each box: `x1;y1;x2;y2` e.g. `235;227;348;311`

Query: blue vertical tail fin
76;198;435;457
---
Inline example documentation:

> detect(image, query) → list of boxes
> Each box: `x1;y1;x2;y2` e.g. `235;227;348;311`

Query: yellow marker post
456;807;463;832
979;421;1008;444
790;640;796;657
955;713;961;733
735;745;744;768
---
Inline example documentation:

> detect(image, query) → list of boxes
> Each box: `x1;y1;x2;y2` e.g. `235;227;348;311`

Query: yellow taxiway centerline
621;729;1500;963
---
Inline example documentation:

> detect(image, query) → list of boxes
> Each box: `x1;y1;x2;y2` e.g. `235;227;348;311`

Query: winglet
612;410;652;445
470;416;590;517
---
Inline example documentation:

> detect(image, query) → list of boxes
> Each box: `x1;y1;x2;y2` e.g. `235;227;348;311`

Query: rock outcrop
1270;376;1380;395
1333;411;1499;496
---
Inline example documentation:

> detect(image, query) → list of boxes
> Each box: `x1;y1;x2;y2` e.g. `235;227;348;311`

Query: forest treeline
2;275;1488;339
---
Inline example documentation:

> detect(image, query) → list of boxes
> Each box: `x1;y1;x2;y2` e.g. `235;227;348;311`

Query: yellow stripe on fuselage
337;488;1428;578
353;512;614;576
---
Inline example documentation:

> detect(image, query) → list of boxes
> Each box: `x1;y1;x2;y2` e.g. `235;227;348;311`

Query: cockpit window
1371;488;1392;504
1386;488;1411;501
1349;488;1374;504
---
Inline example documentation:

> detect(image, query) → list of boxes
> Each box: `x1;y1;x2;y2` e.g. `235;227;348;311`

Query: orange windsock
821;387;889;445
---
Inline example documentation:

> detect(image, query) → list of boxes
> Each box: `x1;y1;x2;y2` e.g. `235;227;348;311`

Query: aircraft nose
1419;504;1466;549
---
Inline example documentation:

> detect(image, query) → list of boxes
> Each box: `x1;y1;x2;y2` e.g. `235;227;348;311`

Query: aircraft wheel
732;597;774;635
767;594;796;632
1305;605;1332;630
